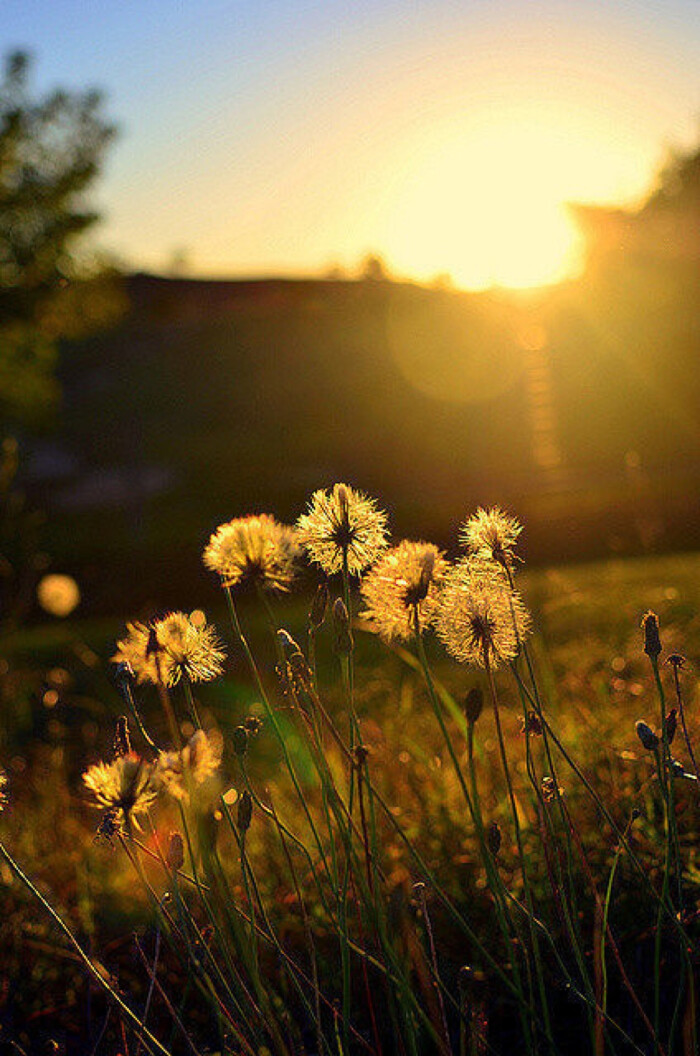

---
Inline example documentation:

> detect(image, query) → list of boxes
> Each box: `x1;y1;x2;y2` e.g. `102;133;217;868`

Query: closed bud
464;687;483;726
113;661;134;687
333;597;350;629
664;708;678;745
113;715;131;758
635;720;659;751
237;790;253;833
333;598;354;656
166;831;185;872
309;583;330;630
233;725;249;757
487;820;501;856
641;611;662;660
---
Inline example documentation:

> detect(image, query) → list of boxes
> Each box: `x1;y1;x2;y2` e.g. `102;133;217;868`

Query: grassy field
2;542;700;1054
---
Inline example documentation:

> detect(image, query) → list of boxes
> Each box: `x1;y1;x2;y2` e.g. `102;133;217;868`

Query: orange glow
377;117;636;290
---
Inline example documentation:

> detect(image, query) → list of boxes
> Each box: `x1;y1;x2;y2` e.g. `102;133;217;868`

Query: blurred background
2;0;700;615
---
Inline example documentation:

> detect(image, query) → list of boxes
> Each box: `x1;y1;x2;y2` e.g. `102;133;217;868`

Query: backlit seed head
296;482;389;577
360;540;448;643
436;559;531;669
157;730;223;803
460;507;522;570
112;612;225;687
203;514;300;593
83;753;158;824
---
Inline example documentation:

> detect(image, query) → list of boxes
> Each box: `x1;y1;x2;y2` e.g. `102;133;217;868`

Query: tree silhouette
0;51;120;424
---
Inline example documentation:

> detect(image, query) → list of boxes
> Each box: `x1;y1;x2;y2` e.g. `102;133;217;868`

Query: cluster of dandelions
82;728;224;832
87;490;531;831
199;485;531;667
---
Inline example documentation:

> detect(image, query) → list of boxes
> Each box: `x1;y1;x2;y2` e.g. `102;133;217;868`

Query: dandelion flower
203;514;300;593
112;611;225;687
296;482;388;576
460;507;522;570
0;768;7;811
156;729;223;802
83;752;157;824
360;540;447;642
436;559;531;668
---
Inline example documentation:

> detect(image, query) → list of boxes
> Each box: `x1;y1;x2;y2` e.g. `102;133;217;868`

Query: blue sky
3;1;700;286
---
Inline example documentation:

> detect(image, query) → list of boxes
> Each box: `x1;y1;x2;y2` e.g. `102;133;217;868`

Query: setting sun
377;115;644;289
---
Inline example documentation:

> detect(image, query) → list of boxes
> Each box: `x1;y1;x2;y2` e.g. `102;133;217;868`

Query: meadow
1;486;700;1056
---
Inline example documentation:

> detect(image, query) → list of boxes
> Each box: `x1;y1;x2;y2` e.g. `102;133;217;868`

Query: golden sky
5;0;700;289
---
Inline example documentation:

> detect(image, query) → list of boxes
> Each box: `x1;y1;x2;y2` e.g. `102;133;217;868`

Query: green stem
0;838;173;1056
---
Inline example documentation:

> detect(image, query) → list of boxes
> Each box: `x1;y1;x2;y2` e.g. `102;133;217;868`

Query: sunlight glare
382;121;596;290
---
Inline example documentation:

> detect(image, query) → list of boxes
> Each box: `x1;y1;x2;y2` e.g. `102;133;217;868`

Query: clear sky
3;0;700;289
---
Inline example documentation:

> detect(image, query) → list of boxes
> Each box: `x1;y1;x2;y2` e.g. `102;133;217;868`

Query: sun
380;119;591;290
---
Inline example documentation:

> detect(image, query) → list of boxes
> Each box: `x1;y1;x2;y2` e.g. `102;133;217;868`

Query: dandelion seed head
436;559;531;668
360;540;447;642
296;483;389;576
203;514;300;593
83;753;157;823
156;729;223;802
460;507;522;569
112;612;225;687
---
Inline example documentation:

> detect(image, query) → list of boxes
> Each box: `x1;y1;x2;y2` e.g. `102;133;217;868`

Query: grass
2;533;700;1055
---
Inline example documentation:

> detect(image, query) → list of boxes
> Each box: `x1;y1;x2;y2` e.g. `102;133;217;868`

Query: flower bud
487;821;501;855
333;598;354;656
237;790;253;834
664;708;677;745
166;831;185;872
641;611;662;660
233;725;249;757
464;688;483;726
308;583;330;630
635;720;659;751
113;715;131;758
